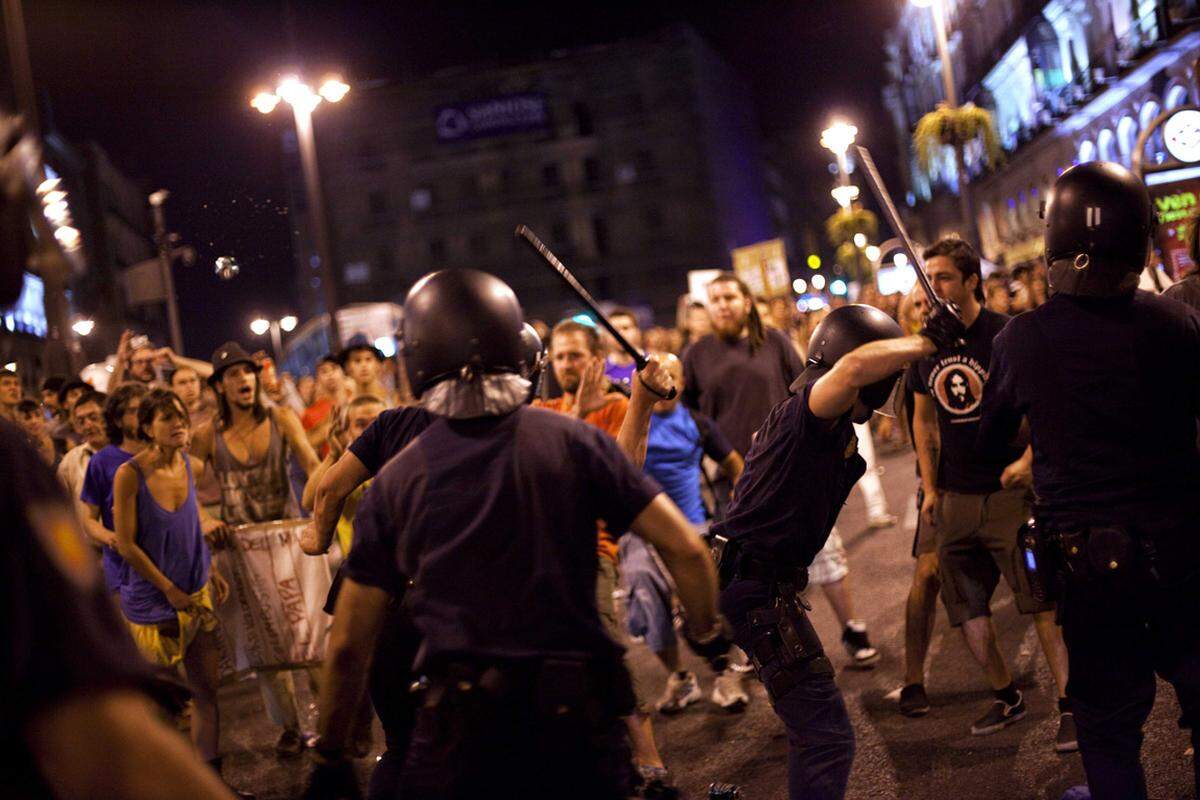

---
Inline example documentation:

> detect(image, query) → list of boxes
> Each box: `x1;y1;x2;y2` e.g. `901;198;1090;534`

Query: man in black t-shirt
683;272;804;457
907;238;1071;749
307;270;720;800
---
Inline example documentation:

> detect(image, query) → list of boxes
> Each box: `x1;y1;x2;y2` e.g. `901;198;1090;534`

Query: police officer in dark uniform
0;115;237;800
308;269;721;800
977;161;1200;800
713;302;962;800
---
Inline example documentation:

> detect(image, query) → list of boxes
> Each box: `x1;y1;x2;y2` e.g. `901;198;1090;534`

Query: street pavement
221;446;1196;800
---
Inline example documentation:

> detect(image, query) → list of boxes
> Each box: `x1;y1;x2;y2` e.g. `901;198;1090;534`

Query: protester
983;271;1011;314
907;238;1072;749
112;330;161;387
0;367;21;421
1162;222;1200;312
191;341;320;758
81;382;149;591
57;389;108;517
296;374;316;408
111;389;237;786
16;397;66;466
302;354;347;453
604;307;641;389
683;272;804;458
340;339;397;407
622;351;748;714
677;298;711;352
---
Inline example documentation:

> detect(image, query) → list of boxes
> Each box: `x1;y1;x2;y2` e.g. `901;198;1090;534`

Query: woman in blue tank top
112;388;230;770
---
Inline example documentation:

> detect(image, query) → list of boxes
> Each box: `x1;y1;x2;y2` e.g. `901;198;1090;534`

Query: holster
1018;517;1063;603
1027;511;1155;595
745;585;833;702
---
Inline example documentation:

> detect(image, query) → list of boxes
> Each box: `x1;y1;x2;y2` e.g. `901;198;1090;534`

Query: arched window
1078;138;1097;163
1097;128;1116;162
1166;83;1191;110
1116;116;1138;166
1140;100;1165;164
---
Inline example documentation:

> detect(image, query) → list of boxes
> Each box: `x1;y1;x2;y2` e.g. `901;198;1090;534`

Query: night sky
19;0;898;359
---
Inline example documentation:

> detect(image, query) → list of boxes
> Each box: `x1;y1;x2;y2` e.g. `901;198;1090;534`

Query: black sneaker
841;626;880;668
899;683;931;717
1055;711;1079;753
970;691;1027;735
275;728;305;758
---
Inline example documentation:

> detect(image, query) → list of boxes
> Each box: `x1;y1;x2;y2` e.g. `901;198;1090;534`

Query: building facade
288;25;777;324
884;0;1200;268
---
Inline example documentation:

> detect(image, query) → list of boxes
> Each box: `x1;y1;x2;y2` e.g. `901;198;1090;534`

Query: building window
542;163;561;187
1166;83;1191;110
368;190;389;216
573;102;594;136
1077;139;1096;163
583;157;601;188
410;188;433;212
429;239;446;261
344;261;371;285
592;216;610;257
1116;116;1138;167
1097;128;1116;162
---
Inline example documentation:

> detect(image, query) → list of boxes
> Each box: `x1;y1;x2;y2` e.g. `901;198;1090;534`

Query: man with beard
906;238;1071;748
112;331;161;387
191;342;320;758
683;273;804;458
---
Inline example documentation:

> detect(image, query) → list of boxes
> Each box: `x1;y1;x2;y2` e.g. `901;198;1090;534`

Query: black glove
302;753;361;800
683;615;735;661
919;301;967;352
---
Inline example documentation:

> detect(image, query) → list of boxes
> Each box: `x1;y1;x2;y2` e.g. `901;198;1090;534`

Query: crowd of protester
1;249;1070;799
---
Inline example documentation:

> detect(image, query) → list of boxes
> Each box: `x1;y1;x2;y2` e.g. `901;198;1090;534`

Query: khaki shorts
912;488;937;557
936;487;1053;627
596;556;652;712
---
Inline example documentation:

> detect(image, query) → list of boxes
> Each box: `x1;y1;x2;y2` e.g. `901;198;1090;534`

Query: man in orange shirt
534;317;674;793
302;355;348;455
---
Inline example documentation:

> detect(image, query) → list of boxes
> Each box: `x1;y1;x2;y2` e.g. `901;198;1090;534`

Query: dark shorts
936;487;1054;626
911;487;937;558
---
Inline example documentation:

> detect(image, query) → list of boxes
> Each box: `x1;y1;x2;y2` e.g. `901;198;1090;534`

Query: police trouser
1057;548;1200;800
721;576;855;800
365;598;423;800
398;656;636;800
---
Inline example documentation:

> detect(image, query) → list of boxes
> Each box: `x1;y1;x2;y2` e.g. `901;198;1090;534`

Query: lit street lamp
820;121;858;187
250;314;299;362
830;184;860;209
71;318;94;337
252;75;349;347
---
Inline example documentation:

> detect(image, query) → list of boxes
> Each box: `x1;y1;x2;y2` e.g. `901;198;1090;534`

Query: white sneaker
656;670;702;714
710;666;750;711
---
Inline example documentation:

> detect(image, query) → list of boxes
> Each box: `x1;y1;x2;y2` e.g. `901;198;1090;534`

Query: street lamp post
250;314;298;363
252;76;349;348
820;121;858;187
149;190;185;356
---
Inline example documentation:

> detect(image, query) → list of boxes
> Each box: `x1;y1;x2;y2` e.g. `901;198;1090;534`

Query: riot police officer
309;269;721;800
713;302;962;800
978;161;1200;800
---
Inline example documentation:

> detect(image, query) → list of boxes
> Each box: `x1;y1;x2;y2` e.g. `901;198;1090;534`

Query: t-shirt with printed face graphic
907;308;1022;494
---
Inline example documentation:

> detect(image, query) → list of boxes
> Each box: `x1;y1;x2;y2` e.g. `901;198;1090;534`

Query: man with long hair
682;272;804;458
190;342;320;758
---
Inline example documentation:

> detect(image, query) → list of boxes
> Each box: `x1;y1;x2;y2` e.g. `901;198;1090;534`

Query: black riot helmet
1042;161;1153;297
519;322;546;381
793;304;905;419
400;269;525;398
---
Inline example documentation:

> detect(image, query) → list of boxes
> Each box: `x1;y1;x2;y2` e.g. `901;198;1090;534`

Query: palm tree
912;102;1002;248
825;205;879;282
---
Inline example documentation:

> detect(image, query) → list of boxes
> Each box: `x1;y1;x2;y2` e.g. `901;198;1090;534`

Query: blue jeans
721;577;855;800
618;534;676;655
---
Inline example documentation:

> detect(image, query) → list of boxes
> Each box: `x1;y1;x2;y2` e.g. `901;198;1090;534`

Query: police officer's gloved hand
919;301;967;352
302;747;362;800
684;614;735;662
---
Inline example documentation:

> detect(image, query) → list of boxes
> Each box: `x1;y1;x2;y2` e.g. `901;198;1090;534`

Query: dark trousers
1059;570;1200;800
721;577;855;800
398;659;634;800
365;600;423;800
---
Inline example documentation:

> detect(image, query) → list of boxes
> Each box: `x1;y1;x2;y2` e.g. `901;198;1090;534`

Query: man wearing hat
339;337;398;407
191;341;321;757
